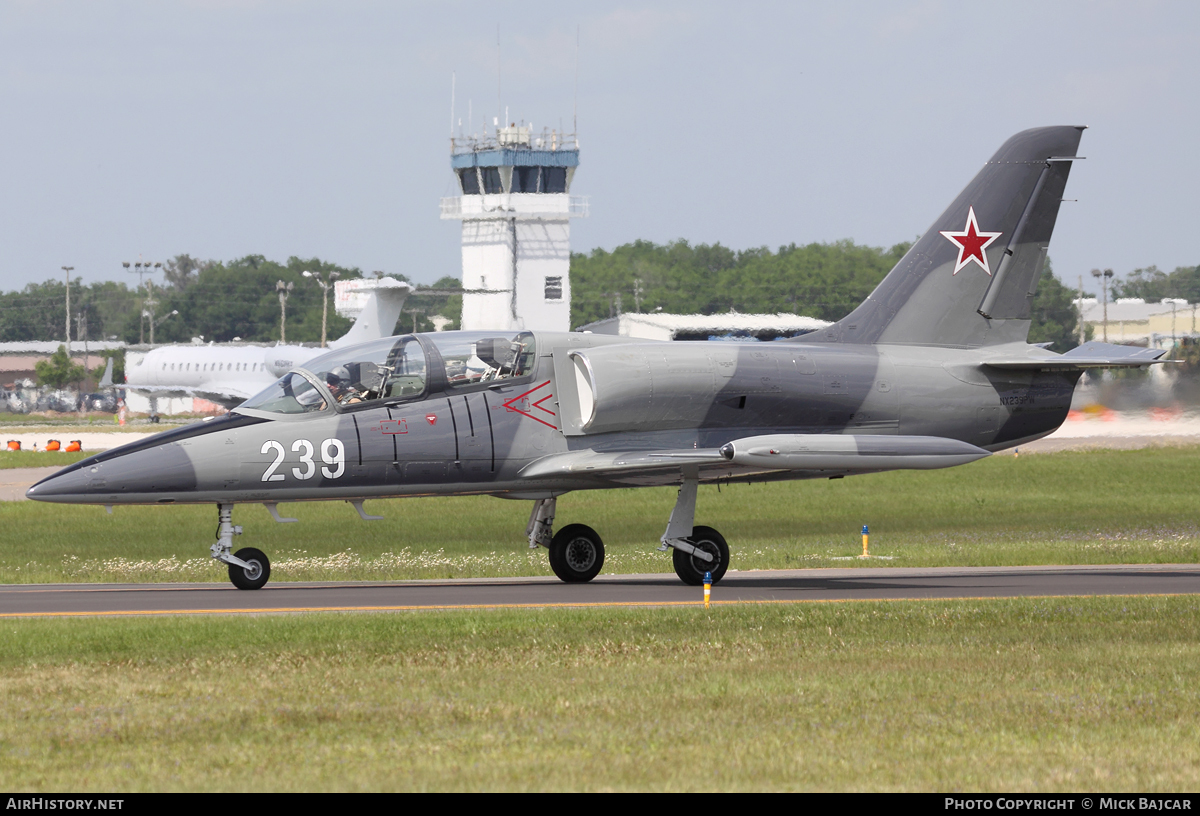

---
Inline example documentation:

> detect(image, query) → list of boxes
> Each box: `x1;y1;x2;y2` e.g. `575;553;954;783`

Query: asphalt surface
2;564;1199;617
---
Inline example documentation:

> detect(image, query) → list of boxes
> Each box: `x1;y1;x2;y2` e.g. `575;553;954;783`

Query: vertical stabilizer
826;127;1085;347
329;278;412;348
97;356;115;388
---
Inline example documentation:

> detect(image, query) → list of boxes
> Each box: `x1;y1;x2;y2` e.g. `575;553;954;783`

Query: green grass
2;446;1198;583
2;597;1199;791
0;450;91;469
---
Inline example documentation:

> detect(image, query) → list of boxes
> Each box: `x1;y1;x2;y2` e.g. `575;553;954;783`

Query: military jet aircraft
27;126;1165;589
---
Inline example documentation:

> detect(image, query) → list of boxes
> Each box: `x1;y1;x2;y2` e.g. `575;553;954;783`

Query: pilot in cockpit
325;366;364;405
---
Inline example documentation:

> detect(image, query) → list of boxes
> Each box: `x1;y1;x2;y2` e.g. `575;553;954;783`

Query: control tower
441;124;587;332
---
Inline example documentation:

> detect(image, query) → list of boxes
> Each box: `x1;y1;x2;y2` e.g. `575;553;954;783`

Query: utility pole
1080;276;1089;345
633;278;644;313
404;307;423;333
74;310;89;378
149;309;178;345
143;281;159;345
61;266;74;345
302;270;340;348
1091;268;1114;342
276;280;294;343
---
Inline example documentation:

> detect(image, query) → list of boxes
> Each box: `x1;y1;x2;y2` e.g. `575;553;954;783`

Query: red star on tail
940;206;1002;276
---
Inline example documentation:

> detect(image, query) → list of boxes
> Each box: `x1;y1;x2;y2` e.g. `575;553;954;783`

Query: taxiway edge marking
1;592;1195;618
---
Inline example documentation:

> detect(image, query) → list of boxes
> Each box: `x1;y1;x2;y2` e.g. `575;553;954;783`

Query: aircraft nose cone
25;467;91;502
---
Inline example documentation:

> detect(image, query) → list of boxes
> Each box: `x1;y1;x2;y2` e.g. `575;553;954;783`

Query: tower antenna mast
450;71;456;137
574;25;580;135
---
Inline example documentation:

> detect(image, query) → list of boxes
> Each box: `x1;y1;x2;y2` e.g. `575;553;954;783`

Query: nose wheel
228;547;271;590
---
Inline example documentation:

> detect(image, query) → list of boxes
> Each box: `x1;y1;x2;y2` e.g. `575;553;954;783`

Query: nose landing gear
210;503;272;590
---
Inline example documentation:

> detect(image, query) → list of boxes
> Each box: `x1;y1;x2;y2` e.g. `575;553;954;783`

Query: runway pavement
3;563;1199;618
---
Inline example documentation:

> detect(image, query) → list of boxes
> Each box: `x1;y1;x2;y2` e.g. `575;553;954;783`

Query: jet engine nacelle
562;344;735;434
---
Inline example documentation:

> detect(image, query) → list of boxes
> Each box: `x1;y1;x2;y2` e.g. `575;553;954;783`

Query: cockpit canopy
239;331;536;415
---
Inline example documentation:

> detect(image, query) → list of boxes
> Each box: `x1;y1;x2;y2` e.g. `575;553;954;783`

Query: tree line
0;255;462;347
4;242;1185;356
569;239;1090;350
1110;265;1200;303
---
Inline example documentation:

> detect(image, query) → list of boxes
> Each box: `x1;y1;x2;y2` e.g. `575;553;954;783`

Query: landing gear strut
211;503;271;590
525;473;731;587
659;469;731;585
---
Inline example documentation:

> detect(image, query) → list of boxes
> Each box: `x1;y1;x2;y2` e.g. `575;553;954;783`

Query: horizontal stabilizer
719;434;990;472
984;342;1167;371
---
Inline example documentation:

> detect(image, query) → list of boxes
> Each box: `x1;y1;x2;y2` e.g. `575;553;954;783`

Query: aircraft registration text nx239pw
28;127;1165;589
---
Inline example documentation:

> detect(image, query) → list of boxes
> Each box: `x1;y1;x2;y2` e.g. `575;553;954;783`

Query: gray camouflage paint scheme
27;126;1165;508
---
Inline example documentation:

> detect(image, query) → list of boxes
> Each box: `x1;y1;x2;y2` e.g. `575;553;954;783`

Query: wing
125;384;253;409
519;434;990;487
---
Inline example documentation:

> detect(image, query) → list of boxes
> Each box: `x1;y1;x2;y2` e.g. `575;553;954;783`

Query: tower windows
481;167;504;194
514;167;540;193
458;168;480;195
544;276;564;302
543;167;568;193
458;165;571;195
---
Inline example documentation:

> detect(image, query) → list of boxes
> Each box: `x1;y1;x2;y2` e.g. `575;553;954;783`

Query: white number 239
261;438;345;482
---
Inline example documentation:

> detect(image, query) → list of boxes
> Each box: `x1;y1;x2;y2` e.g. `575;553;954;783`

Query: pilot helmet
326;366;351;387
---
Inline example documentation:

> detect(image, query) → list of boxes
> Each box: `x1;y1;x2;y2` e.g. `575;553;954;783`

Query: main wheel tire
549;524;605;583
672;526;730;586
229;547;271;590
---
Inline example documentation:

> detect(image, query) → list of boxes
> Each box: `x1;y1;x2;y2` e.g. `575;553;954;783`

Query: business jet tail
329;278;412;348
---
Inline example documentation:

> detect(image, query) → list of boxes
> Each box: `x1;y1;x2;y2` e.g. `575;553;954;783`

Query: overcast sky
1;1;1197;298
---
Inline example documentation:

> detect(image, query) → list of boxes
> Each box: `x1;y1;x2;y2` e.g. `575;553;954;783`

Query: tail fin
829;126;1085;347
97;356;115;388
328;278;412;348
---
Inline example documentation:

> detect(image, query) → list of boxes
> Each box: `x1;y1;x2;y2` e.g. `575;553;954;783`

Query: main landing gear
527;469;732;586
528;498;606;583
211;503;272;590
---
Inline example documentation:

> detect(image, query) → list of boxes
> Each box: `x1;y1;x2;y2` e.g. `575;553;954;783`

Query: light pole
276;280;294;343
1091;268;1114;342
61;266;74;345
302;270;340;348
125;260;161;344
